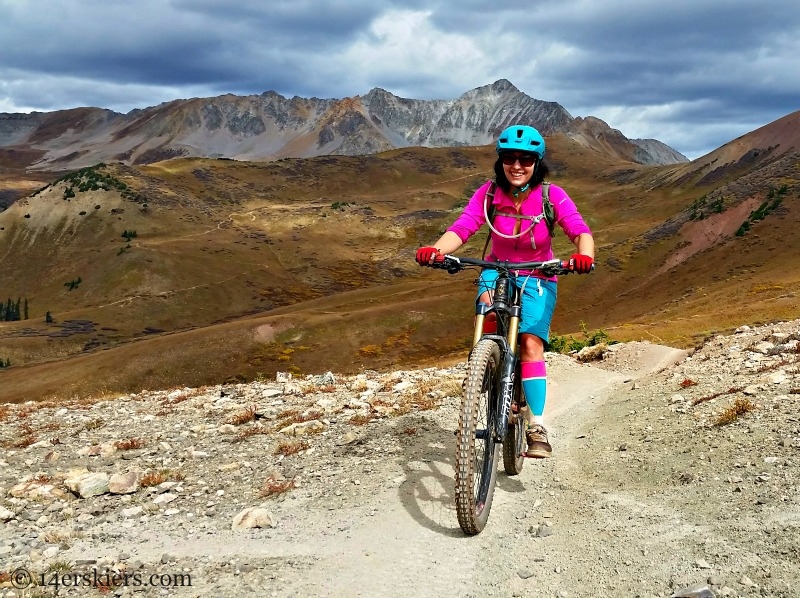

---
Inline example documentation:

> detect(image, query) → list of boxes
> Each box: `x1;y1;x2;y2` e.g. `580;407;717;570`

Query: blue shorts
476;270;558;342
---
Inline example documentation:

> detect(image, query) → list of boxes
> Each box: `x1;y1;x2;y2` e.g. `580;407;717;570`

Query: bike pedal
519;452;547;459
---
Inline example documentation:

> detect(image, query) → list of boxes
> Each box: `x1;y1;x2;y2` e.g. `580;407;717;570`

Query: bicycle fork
472;278;521;443
494;307;520;441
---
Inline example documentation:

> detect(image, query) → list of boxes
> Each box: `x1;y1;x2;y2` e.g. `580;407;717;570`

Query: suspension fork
494;305;521;441
472;302;489;348
472;272;521;441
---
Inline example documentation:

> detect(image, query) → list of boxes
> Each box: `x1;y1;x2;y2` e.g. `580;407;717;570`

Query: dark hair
493;157;549;193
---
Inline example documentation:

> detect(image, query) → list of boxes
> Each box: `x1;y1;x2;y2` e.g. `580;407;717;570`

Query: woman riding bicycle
415;124;595;458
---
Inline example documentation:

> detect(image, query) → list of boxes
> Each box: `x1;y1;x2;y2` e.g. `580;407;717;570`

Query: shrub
274;440;310;456
350;413;375;425
260;476;296;498
114;437;146;451
226;405;257;426
714;397;755;426
546;322;615;354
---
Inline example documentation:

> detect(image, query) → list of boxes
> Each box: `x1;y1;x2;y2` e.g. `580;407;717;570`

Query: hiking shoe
525;424;552;458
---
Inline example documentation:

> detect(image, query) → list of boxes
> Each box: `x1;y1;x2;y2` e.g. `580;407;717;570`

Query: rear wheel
503;365;526;475
455;339;500;535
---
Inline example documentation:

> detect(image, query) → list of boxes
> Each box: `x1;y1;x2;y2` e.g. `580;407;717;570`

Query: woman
415;124;594;458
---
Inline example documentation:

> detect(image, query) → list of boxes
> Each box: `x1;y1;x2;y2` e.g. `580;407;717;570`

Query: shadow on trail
394;413;528;538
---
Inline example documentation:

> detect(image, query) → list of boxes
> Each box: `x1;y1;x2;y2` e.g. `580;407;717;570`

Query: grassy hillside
1;139;798;402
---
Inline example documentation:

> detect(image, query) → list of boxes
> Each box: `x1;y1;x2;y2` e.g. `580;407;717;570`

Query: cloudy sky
1;0;798;160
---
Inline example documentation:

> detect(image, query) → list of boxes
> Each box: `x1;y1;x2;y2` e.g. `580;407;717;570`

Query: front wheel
455;339;500;535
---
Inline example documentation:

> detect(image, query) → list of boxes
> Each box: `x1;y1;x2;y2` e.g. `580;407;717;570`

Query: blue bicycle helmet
495;125;546;158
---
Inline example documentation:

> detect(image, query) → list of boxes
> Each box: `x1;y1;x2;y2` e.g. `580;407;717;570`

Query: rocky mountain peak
489;78;517;92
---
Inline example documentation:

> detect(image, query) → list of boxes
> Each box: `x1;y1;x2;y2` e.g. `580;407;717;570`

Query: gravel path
1;321;799;597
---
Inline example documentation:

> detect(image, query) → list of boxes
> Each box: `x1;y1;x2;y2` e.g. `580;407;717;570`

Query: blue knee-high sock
521;360;546;426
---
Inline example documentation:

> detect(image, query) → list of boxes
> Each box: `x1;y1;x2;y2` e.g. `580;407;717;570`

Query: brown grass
2;423;37;448
714;397;756;426
755;359;792;373
275;408;324;429
692;387;743;406
234;425;268;442
349;413;375;425
260;475;297;498
226;405;257;426
114;437;146;451
160;390;197;405
409;378;462;410
140;471;167;487
274;439;310;456
140;468;185;486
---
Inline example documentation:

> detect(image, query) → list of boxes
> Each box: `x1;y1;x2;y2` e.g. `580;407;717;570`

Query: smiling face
500;152;536;189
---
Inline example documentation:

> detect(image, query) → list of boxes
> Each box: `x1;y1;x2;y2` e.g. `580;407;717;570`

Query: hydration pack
481;181;556;258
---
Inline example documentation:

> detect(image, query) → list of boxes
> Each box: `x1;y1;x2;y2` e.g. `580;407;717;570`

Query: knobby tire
455;339;500;535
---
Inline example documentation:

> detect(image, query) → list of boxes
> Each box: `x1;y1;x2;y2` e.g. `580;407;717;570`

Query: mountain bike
428;255;578;535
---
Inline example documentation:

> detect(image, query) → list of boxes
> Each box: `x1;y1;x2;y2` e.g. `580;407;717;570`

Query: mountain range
0;79;685;174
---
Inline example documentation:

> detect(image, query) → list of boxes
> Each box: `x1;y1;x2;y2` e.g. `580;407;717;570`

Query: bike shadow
394;413;528;537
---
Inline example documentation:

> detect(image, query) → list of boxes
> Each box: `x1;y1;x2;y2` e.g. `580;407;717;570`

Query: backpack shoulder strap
482;181;496;259
541;181;556;237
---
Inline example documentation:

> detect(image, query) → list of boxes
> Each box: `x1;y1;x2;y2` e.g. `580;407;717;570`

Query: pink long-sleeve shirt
447;180;592;280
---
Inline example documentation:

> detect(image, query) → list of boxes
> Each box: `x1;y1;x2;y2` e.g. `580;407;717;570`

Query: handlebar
430;255;582;277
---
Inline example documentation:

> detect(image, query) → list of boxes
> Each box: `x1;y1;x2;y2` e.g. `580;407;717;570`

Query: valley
1;119;799;402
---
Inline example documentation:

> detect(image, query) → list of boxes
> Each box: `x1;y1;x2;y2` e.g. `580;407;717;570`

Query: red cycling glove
415;246;440;265
570;254;594;274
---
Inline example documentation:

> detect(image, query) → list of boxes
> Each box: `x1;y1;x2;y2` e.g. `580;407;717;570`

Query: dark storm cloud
0;0;386;92
1;0;798;158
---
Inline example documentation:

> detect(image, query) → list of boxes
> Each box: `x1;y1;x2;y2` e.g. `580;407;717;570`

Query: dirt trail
225;343;687;597
5;327;799;598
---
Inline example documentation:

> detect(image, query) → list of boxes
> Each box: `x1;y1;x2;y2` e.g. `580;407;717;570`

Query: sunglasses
500;153;537;167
